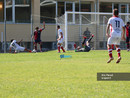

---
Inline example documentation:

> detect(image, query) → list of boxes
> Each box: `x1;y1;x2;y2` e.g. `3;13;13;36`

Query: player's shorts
84;46;91;52
107;37;121;45
126;37;130;43
15;46;25;52
35;39;41;43
58;38;63;44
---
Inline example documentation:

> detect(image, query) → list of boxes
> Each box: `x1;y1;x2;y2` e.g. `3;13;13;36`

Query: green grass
0;50;130;98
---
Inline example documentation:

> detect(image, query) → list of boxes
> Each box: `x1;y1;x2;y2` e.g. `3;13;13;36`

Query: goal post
61;11;130;50
65;12;68;51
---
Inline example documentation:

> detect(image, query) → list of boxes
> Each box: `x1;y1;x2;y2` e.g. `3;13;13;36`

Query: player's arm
58;32;63;40
122;26;126;41
32;32;35;40
106;24;110;37
17;39;23;44
32;34;34;39
40;22;45;31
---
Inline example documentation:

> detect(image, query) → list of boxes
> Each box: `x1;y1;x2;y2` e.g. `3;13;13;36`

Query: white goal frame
64;11;130;50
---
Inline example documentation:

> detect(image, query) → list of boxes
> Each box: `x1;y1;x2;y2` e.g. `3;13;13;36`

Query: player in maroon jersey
125;22;130;51
32;22;45;52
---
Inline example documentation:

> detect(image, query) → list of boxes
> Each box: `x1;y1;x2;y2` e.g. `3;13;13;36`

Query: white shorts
15;46;25;52
107;37;121;45
58;38;63;44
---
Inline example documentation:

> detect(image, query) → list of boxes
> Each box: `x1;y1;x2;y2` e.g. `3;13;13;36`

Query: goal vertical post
79;13;82;46
103;16;106;49
65;12;68;50
4;0;6;53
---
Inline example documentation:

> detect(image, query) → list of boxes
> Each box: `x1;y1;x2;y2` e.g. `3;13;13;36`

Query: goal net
57;12;130;50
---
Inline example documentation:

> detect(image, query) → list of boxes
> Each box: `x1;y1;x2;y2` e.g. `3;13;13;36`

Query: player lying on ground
9;39;32;53
32;21;45;52
74;34;94;52
82;27;92;47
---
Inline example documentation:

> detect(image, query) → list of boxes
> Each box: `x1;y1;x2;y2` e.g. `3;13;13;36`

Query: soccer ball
32;49;36;53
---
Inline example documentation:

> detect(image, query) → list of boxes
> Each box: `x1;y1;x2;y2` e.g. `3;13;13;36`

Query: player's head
57;25;60;29
10;39;14;42
35;27;39;31
127;22;130;25
113;9;119;16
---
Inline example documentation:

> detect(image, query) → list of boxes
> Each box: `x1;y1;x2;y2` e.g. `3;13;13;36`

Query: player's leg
85;34;94;47
25;48;32;52
57;43;61;53
88;34;94;43
82;37;86;47
57;39;61;53
34;41;37;51
107;44;114;63
39;41;42;52
129;37;130;50
60;39;65;52
107;37;114;63
61;45;65;52
112;44;114;50
115;45;121;63
75;46;84;52
18;46;31;53
115;37;122;63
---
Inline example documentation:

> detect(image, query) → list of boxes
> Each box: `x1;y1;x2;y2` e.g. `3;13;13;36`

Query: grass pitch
0;50;130;98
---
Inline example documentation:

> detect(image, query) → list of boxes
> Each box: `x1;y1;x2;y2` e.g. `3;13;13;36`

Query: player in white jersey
57;25;65;53
9;39;32;53
106;9;125;63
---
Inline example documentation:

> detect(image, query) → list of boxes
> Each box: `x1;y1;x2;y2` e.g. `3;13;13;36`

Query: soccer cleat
32;49;37;53
116;57;121;64
107;57;114;63
92;34;94;37
127;49;129;52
